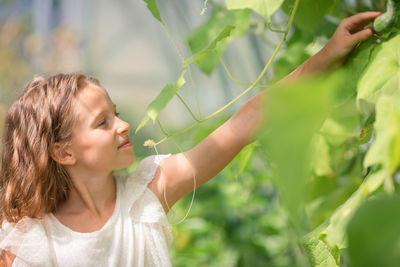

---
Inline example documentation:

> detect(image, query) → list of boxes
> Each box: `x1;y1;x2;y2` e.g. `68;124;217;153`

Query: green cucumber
374;0;397;34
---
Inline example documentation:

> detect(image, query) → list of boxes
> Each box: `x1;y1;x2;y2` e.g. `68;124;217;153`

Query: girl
0;12;380;267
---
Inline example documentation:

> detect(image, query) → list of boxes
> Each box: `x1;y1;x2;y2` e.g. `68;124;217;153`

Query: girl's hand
283;12;381;80
319;11;381;69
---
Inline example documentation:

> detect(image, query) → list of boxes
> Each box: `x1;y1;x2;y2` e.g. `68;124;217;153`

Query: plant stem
267;22;287;33
162;25;203;119
187;66;203;119
155;121;201;146
157;118;169;136
175;92;200;122
217;52;268;88
153;0;300;146
162;25;185;62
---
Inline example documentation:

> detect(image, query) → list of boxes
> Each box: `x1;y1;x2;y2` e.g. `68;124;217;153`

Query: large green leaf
143;0;164;25
184;8;250;75
364;92;400;176
321;169;386;248
135;70;186;133
341;37;379;104
303;169;386;266
347;194;400;267
281;0;339;32
226;0;284;22
257;73;342;227
357;33;400;105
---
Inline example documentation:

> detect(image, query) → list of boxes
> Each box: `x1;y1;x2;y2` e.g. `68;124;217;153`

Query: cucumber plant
374;0;399;33
140;0;400;266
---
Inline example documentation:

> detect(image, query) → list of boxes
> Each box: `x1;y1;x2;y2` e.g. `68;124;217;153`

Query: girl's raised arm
148;12;381;213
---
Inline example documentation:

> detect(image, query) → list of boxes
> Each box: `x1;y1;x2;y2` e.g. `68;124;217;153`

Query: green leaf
358;113;375;145
303;169;386;265
320;98;360;146
302;234;339;267
357;33;400;105
347;194;400;267
364;92;400;175
183;25;235;69
237;142;257;175
257;73;342;227
185;8;250;74
281;0;339;32
135;70;187;134
143;0;164;24
135;116;151;135
307;171;361;229
226;0;284;22
311;134;333;177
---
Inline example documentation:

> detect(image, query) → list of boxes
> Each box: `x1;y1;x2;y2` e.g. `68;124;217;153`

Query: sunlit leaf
357;33;400;105
185;8;250;74
364;92;400;175
135;70;186;133
183;25;235;69
226;0;284;22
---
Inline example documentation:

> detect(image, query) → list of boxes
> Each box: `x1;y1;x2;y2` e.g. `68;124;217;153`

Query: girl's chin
115;155;136;170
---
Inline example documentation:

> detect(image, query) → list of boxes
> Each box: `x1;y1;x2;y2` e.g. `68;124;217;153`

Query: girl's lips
118;141;132;149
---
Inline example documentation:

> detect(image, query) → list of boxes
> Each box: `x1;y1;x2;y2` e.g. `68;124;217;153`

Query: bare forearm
279;49;331;84
230;48;328;146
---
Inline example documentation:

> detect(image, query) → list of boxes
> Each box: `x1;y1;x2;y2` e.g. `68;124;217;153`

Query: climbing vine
140;0;400;266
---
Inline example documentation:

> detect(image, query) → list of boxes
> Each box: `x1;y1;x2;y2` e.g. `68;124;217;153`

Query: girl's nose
117;118;131;135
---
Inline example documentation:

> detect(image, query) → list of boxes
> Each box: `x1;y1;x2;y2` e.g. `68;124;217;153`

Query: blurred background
0;0;280;157
0;0;318;266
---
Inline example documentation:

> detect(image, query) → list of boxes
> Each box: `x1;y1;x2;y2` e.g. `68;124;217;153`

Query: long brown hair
0;73;100;223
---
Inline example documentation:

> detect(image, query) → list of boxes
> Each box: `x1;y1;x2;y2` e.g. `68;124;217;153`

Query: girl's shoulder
115;154;171;224
115;154;170;202
117;154;171;184
1;217;53;266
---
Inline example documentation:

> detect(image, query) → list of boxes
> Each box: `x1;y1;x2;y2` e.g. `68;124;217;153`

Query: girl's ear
49;143;76;165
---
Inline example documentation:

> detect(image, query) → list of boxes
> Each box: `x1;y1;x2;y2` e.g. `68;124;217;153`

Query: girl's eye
98;112;120;127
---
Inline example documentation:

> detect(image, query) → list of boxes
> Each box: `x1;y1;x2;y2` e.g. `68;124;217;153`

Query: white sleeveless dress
0;154;173;267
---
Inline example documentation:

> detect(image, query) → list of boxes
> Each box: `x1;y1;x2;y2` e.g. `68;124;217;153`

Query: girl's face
68;84;135;173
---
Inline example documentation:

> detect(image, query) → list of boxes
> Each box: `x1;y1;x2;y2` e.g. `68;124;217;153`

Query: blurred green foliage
139;0;400;266
2;0;400;266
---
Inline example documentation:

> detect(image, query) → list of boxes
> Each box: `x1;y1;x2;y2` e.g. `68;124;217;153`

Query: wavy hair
0;73;100;223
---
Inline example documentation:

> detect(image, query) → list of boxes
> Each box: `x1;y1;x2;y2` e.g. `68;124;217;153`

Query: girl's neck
57;170;116;219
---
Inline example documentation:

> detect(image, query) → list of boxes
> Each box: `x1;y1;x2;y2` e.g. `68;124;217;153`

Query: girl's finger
348;27;374;45
343;11;382;32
